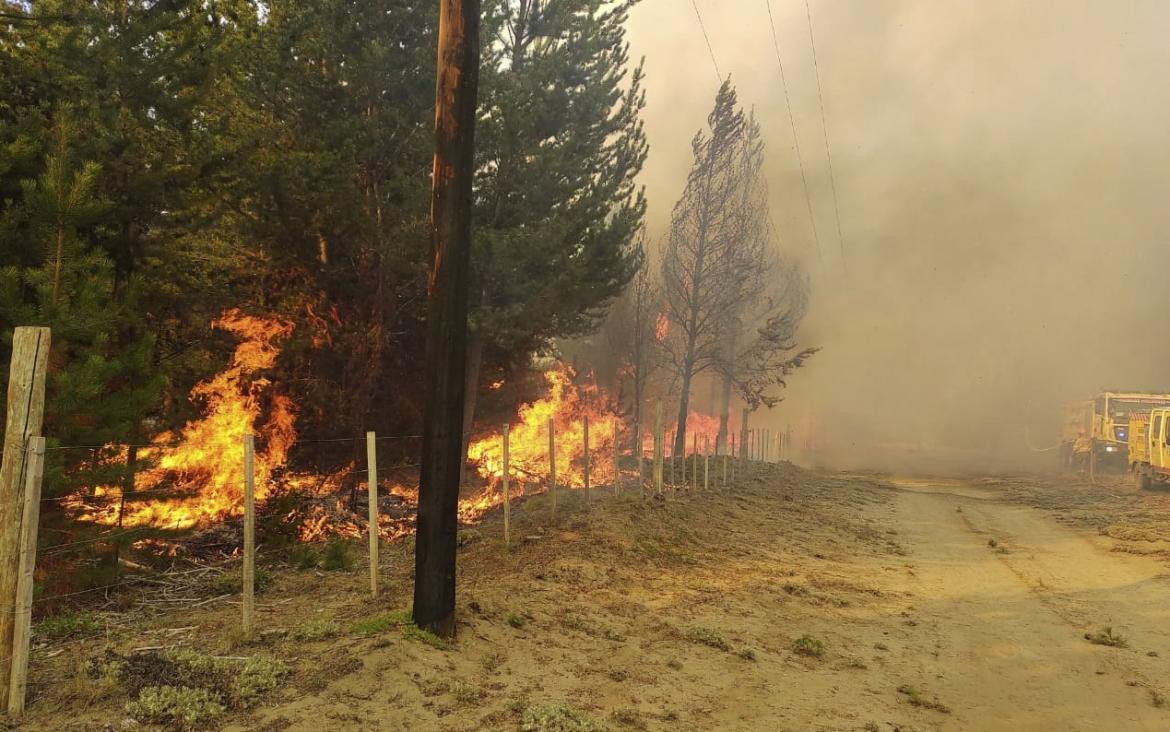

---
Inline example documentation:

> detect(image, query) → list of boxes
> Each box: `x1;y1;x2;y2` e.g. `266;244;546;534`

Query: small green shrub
737;647;757;661
210;566;271;596
403;623;450;650
36;610;101;640
506;612;527;629
125;685;224;729
320;536;355;571
231;655;289;703
521;702;605;732
162;649;288;704
897;684;951;713
348;611;410;636
286;544;319;569
451;680;484;704
612;706;644;727
792;634;825;659
348;610;450;649
686;626;731;652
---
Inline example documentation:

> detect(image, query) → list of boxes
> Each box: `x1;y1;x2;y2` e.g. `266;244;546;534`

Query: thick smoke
627;1;1170;473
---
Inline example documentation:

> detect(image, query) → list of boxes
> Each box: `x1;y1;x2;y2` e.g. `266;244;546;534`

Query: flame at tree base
68;309;297;530
463;364;621;519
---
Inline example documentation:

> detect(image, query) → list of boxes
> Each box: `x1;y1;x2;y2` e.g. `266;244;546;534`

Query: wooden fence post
548;419;557;517
502;424;511;546
729;433;735;482
0;326;49;707
366;432;379;598
613;419;620;495
704;437;709;490
7;436;44;715
691;433;697;489
243;434;256;640
653;401;663;495
668;432;675;487
583;415;590;506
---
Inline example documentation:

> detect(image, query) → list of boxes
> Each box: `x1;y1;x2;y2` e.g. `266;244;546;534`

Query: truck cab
1065;392;1170;473
1130;407;1170;488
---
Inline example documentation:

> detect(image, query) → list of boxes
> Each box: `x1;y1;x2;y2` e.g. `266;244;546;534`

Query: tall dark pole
413;0;481;638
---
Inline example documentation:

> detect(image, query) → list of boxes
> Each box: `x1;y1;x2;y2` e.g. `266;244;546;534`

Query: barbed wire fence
0;325;792;714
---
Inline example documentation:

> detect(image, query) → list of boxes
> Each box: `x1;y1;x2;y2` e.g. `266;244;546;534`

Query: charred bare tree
628;238;659;458
414;0;481;638
598;228;659;455
661;81;769;456
726;262;818;412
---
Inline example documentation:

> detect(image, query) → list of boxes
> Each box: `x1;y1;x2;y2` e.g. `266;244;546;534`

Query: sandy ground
17;466;1170;731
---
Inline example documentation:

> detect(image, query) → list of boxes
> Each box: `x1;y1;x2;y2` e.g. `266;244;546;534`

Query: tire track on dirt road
886;480;1170;730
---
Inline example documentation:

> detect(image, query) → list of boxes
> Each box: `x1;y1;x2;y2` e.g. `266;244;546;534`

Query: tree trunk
413;0;480;639
51;225;65;306
631;365;643;459
673;364;694;456
716;371;732;454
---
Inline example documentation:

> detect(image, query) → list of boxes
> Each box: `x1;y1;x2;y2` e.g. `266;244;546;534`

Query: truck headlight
1105;445;1117;452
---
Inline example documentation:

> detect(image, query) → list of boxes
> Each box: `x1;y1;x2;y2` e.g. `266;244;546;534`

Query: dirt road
880;477;1170;730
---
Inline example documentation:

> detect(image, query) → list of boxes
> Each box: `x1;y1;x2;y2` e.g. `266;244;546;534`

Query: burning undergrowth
464;364;621;521
59;310;730;562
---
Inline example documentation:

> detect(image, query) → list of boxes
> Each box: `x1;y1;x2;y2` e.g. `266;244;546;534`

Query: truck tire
1141;472;1154;491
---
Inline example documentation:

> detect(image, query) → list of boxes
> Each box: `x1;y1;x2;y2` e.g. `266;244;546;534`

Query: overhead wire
803;0;848;273
689;0;722;84
764;0;822;262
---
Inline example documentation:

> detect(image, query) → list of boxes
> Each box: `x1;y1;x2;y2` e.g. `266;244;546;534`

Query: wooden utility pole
0;327;49;706
413;0;481;639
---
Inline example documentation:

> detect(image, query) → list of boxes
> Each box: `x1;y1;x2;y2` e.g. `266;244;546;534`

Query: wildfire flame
655;312;670;341
464;364;620;521
70;312;743;545
75;310;297;529
642;411;738;455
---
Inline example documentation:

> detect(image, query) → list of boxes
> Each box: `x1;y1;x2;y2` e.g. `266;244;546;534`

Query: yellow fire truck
1128;407;1170;489
1062;392;1170;473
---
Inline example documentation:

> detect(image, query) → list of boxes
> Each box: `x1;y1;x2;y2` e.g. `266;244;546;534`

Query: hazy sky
625;1;1170;470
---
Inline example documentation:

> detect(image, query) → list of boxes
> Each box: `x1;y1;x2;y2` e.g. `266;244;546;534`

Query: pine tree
0;120;164;497
462;0;649;453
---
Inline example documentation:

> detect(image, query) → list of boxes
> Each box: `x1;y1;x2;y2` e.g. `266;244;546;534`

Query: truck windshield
1109;399;1170;419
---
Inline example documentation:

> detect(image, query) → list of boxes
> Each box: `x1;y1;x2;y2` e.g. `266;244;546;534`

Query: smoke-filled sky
625;0;1170;471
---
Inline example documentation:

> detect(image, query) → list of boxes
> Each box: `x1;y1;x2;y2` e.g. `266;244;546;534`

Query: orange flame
655;312;670;341
75;310;297;529
643;411;737;455
464;364;620;521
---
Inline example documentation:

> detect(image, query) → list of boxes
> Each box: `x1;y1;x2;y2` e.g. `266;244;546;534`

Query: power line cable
803;0;847;272
764;0;822;262
690;0;722;84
